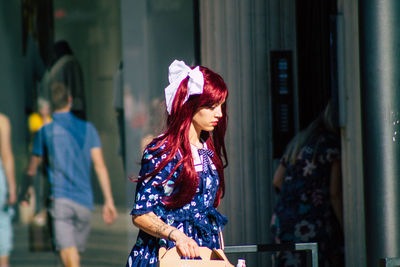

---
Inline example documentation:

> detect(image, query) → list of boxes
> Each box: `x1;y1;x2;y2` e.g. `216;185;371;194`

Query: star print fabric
126;143;227;267
270;131;344;267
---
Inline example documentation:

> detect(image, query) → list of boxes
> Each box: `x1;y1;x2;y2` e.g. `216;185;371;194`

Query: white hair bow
164;60;204;114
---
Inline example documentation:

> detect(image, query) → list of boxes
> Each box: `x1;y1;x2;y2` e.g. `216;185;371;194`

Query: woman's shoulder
142;138;167;158
0;113;8;121
0;113;10;130
139;139;182;180
141;138;181;166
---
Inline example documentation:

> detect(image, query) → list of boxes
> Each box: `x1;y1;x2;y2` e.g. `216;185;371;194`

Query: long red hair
140;66;228;209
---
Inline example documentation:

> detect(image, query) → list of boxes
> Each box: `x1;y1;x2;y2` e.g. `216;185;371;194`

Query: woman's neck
189;123;203;148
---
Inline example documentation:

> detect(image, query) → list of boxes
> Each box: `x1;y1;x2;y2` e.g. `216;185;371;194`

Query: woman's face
39;104;50;117
191;101;224;132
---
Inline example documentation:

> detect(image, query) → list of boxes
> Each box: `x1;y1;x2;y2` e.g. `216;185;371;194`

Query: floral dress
126;143;228;267
270;131;344;267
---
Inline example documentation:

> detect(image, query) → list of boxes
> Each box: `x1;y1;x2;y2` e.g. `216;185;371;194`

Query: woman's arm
329;160;343;228
273;163;286;190
0;115;16;205
132;212;200;258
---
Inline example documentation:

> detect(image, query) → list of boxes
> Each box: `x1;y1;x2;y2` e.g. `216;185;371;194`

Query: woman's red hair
139;66;228;209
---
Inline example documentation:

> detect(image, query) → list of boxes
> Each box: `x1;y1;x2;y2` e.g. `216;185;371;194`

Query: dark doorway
296;0;338;129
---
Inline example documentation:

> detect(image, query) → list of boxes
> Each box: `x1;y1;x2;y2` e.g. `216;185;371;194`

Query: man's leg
74;202;92;253
49;199;82;267
60;247;80;267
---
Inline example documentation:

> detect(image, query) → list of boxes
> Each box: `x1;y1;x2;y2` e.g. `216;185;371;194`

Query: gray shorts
49;198;92;252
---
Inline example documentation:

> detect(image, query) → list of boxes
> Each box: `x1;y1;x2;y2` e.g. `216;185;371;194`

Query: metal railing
380;257;400;267
224;242;319;267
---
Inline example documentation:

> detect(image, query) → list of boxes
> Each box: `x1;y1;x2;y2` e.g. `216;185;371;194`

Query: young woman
126;60;230;267
270;103;344;267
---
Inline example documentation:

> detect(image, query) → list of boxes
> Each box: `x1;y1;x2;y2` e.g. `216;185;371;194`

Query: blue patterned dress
126;143;227;267
270;131;344;267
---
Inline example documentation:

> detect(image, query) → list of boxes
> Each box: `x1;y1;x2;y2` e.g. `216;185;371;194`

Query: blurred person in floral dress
270;102;344;267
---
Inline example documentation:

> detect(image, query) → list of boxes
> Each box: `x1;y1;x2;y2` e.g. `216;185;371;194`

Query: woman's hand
169;229;200;258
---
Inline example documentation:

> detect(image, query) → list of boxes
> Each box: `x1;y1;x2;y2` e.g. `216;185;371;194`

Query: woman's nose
215;106;223;117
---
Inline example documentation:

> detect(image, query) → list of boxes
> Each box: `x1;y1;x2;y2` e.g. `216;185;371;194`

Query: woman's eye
206;103;223;110
208;106;217;110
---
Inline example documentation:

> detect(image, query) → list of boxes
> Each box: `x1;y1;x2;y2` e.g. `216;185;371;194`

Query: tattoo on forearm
146;213;169;238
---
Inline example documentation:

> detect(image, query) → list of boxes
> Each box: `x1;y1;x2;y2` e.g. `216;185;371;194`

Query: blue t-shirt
32;112;101;210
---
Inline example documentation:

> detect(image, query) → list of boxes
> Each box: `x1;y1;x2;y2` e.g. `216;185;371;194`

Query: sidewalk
10;206;139;267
